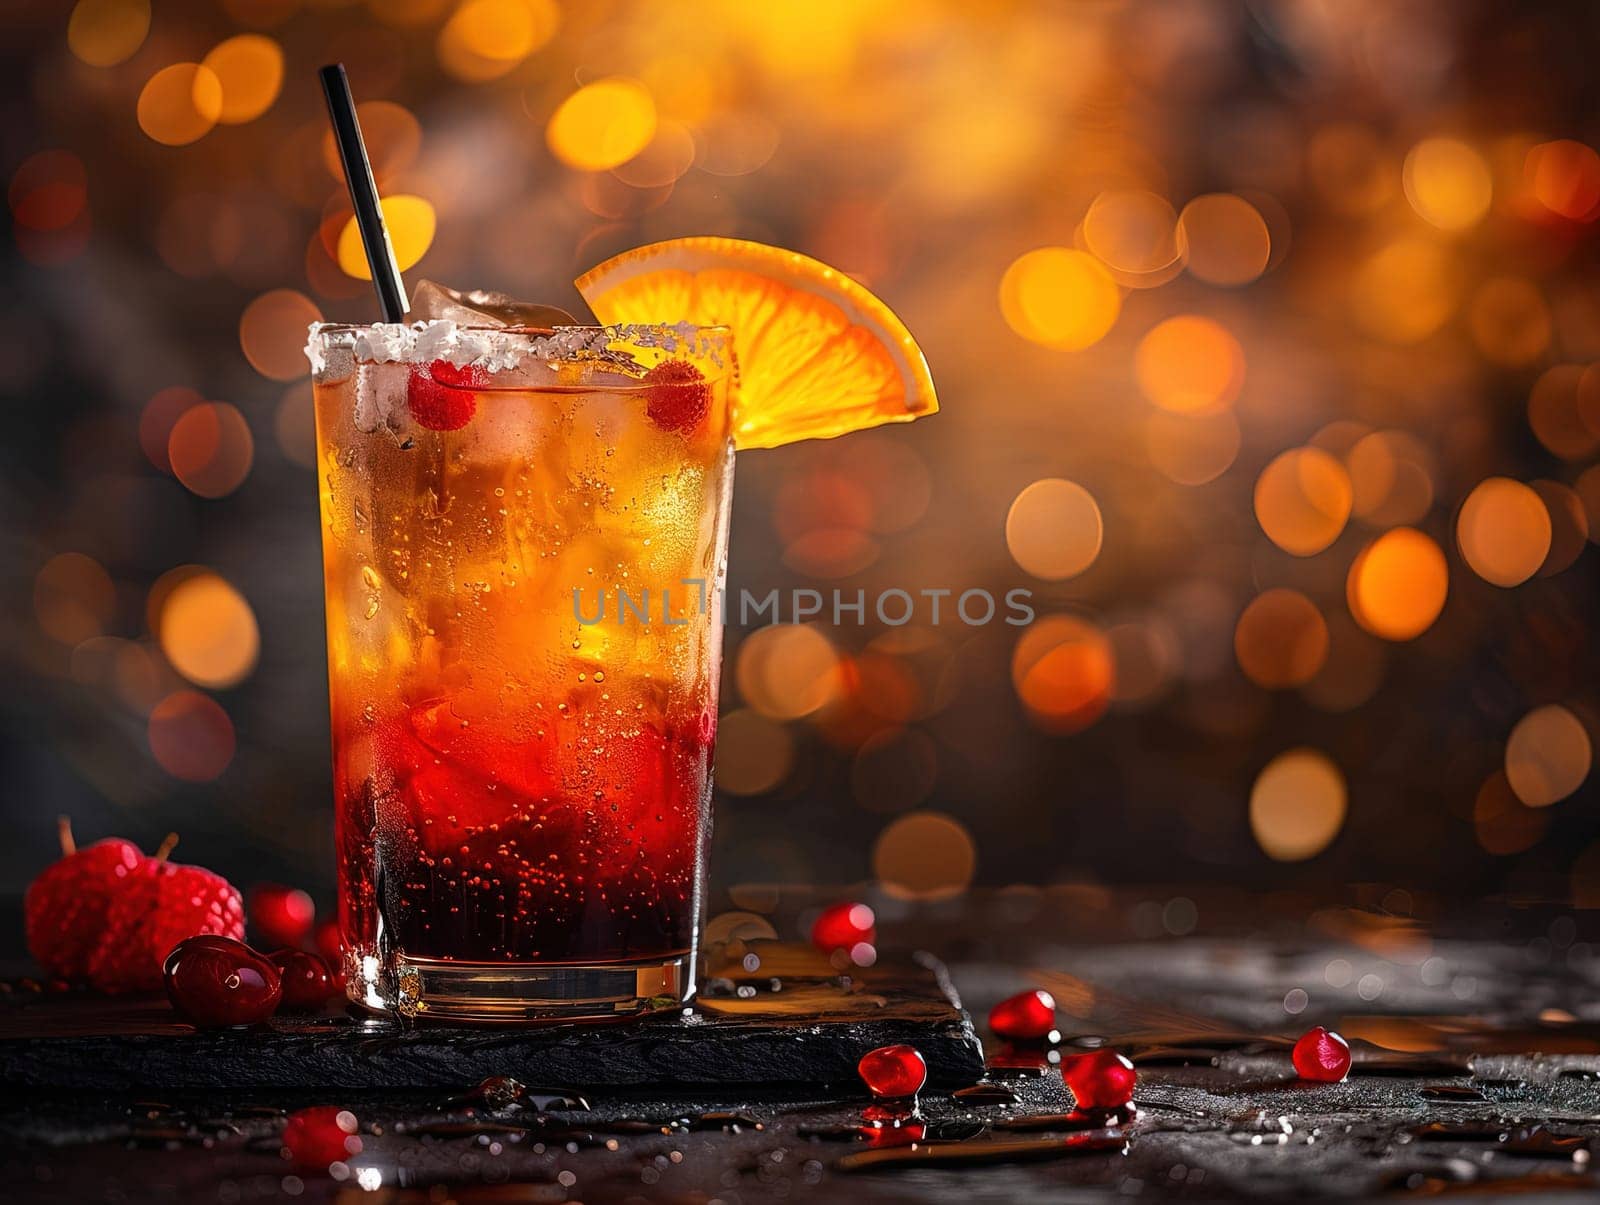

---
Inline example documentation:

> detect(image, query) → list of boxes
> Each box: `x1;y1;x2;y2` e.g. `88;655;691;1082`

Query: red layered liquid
337;699;715;964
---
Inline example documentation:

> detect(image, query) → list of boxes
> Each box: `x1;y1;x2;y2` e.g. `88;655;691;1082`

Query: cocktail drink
308;314;733;1020
306;235;938;1023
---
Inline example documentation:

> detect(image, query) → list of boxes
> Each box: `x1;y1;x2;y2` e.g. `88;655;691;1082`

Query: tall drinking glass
307;322;733;1021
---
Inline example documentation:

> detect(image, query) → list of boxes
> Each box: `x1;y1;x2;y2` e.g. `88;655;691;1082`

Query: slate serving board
0;944;985;1092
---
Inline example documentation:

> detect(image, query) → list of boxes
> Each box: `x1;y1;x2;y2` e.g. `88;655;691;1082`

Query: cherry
811;902;876;964
989;989;1057;1040
1292;1026;1352;1082
643;360;710;433
249;883;315;950
857;1044;927;1099
1059;1049;1137;1109
163;935;282;1027
282;1106;362;1171
269;949;336;1011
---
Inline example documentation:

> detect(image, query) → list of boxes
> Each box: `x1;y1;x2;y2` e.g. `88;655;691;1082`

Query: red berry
282;1106;362;1171
25;822;144;981
857;1044;928;1099
811;902;876;959
1060;1049;1137;1109
989;989;1057;1040
270;949;336;1011
164;935;283;1027
427;360;488;389
249;883;315;949
1292;1026;1352;1082
89;856;245;994
644;360;710;433
407;361;479;431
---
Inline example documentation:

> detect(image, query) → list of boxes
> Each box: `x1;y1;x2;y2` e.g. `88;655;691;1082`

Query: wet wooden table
5;908;1600;1202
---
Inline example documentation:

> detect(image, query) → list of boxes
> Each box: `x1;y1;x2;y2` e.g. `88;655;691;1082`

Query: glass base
350;953;692;1023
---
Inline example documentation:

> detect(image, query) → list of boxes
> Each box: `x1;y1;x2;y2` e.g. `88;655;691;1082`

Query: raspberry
644;360;711;433
88;847;244;994
24;820;143;982
406;360;481;431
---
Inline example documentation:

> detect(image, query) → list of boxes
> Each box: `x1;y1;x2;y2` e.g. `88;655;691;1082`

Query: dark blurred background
3;0;1598;935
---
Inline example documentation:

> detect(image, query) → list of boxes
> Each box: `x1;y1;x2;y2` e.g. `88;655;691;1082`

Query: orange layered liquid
312;349;732;969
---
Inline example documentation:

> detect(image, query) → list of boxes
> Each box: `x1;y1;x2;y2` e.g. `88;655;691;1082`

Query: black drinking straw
319;63;408;322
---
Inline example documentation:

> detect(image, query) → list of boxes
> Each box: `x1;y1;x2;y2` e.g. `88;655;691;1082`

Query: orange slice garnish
576;237;938;450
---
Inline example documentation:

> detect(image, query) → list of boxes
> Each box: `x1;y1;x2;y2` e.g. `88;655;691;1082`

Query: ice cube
408;278;578;329
353;361;412;438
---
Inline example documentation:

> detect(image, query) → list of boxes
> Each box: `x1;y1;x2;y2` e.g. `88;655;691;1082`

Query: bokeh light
275;382;317;469
1456;477;1552;588
999;248;1121;351
1526;139;1600;222
9;151;87;234
337;196;436;278
239;289;322;380
139;386;204;473
873;811;976;901
715;709;795;796
1253;447;1352;556
546;78;658;172
1347;528;1449;641
1527;364;1600;461
1531;480;1589;576
1346;430;1436;528
437;0;559;81
1079;189;1183;282
1467;277;1550;367
1011;615;1114;734
148;690;235;782
1249;749;1347;862
137;63;223;147
1234;589;1328;689
67;0;150;67
1005;478;1103;581
34;553;117;646
156;572;260;690
1474;770;1548;856
201;35;284;124
1177;193;1271;286
168;403;254;499
735;625;843;720
1403;137;1492;231
1351;237;1459;343
1505;705;1593;808
1143;410;1240;485
1135;316;1244;413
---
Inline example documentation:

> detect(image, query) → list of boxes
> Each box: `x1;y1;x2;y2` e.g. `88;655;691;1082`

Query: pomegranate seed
282;1105;362;1171
1060;1049;1137;1109
1292;1026;1352;1082
249;883;315;949
163;935;282;1027
269;949;336;1011
811;902;875;954
989;989;1057;1040
857;1044;928;1099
